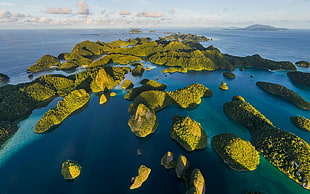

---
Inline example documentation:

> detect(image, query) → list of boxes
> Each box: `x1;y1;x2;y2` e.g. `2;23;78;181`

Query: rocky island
211;133;260;171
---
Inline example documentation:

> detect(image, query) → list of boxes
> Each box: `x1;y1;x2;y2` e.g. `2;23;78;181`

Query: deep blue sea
0;28;309;194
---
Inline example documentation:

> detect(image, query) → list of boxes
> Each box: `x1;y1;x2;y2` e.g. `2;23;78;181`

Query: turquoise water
0;29;309;194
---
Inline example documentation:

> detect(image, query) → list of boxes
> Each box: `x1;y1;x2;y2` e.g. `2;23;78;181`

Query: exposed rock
130;165;151;189
90;68;115;93
161;151;176;169
61;160;82;181
175;155;190;178
128;103;158;137
171;115;207;151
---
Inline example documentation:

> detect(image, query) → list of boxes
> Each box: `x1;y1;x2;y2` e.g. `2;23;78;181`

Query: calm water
0;28;309;194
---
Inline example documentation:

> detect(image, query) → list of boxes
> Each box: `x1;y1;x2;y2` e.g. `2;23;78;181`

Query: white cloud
136;10;164;18
167;9;176;14
0;9;11;18
44;7;72;14
119;10;131;16
77;1;91;15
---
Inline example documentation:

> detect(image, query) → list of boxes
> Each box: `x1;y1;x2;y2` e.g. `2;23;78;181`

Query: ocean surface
0;28;309;194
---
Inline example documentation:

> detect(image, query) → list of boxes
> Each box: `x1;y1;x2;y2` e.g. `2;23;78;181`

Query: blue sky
0;0;309;28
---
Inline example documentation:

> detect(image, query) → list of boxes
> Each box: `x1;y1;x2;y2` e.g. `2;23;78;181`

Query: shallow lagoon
0;29;309;193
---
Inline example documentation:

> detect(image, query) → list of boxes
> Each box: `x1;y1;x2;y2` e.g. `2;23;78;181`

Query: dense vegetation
0;121;18;146
170;115;208;151
211;133;260;171
224;96;310;189
129;165;151;189
291;116;310;132
287;71;310;88
34;89;90;133
256;81;310;110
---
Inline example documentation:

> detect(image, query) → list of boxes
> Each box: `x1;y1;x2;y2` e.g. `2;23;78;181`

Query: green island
211;133;260;171
61;160;82;181
287;71;310;88
34;89;90;133
296;61;310;67
129;165;151;189
224;96;310;189
170;115;208;151
256;81;310;110
223;71;236;79
291;116;310;132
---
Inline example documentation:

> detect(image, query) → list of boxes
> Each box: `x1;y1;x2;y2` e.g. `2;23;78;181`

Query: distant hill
223;24;287;31
240;24;287;31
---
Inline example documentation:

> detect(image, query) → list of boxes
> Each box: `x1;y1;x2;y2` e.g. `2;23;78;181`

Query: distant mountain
240;24;287;31
223;24;287;31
